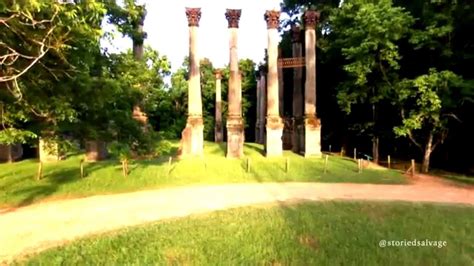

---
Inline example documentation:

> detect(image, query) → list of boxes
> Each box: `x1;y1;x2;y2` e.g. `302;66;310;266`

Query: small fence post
387;155;391;169
358;159;362;173
167;157;173;175
411;159;415;176
329;145;332;153
324;154;329;174
354;148;357;161
80;159;85;178
36;161;43;180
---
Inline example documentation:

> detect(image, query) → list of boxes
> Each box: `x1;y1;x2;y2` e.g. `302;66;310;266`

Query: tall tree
394;69;469;173
329;0;414;163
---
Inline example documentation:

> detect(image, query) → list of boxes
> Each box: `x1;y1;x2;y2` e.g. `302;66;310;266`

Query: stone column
264;10;283;157
303;10;322;157
278;48;284;117
179;8;204;157
291;25;304;153
85;141;108;162
0;144;22;163
214;69;224;143
225;9;244;158
258;66;267;145
255;71;261;143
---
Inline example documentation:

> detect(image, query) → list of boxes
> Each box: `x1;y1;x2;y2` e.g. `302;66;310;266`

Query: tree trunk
421;133;433;173
371;101;379;164
372;136;379;164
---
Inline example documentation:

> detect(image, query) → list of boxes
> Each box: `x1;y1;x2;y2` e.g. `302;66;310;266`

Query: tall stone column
179;7;204;157
258;66;267;145
225;9;244;158
278;48;284;117
255;71;261;143
264;10;283;157
214;69;224;143
303;10;322;157
291;25;304;153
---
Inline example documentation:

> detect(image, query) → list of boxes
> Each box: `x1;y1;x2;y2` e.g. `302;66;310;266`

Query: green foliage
106;0;147;43
108;141;132;161
394;69;463;139
0;128;36;145
331;0;414;114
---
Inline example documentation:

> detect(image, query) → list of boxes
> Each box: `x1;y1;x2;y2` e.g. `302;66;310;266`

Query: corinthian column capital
264;10;280;29
185;7;201;27
303;10;320;29
225;9;241;28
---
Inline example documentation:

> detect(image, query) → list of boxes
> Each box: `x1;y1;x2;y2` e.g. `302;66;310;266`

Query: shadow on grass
4;157;169;208
244;143;265;156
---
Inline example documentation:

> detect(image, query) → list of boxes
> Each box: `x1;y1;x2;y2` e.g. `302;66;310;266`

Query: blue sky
102;0;285;71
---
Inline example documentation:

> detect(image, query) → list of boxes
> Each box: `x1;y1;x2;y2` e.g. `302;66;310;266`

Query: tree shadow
3;159;123;209
244;143;265;156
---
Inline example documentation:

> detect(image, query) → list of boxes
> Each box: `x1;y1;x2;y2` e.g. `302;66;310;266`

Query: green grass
0;142;406;208
431;170;474;185
17;201;474;265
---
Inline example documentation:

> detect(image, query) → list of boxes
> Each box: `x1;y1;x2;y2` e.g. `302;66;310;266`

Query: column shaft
179;7;204;157
259;72;267;144
303;10;322;157
278;48;284;117
215;71;223;143
264;10;283;157
292;26;304;153
188;26;203;116
225;9;244;158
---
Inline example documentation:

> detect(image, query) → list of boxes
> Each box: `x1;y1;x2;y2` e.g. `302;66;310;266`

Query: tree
394;69;469;173
329;0;414;163
0;0;107;145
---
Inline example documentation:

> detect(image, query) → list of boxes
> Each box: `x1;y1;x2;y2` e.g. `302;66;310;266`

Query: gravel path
1;175;472;263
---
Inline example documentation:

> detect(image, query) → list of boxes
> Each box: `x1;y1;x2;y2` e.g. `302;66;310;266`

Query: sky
103;0;285;71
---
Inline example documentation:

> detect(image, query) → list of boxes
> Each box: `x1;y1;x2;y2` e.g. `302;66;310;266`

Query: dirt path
1;175;473;263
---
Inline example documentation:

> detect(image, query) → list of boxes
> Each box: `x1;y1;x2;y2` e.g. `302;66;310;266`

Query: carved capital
214;69;223;79
266;115;284;130
264;10;280;29
186;115;204;126
225;9;241;28
303;10;320;29
304;115;321;129
185;7;201;27
291;25;301;43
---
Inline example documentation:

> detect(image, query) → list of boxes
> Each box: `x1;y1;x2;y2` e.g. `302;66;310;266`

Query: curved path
1;175;473;262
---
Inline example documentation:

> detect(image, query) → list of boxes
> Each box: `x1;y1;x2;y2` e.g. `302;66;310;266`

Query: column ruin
179;7;204;157
214;69;224;143
291;25;304;153
303;10;322;157
225;9;244;158
255;71;261;143
278;48;284;117
257;66;267;145
264;10;283;156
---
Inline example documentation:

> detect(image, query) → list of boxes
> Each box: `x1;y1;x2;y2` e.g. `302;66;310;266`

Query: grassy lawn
0;142;406;207
17;201;474;265
431;170;474;185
